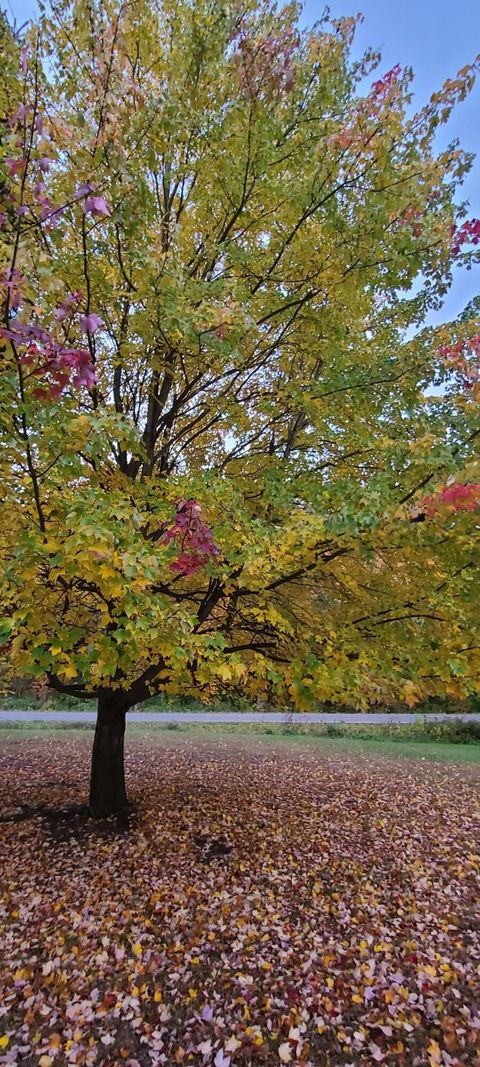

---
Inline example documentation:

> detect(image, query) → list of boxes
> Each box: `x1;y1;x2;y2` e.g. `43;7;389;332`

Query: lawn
0;730;479;1066
2;720;479;763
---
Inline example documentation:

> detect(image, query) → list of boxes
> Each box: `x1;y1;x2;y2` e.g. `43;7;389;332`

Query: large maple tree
1;0;480;815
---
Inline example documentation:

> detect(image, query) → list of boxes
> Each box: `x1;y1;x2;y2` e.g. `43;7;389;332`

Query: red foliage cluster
4;105;59;230
438;335;480;392
161;499;219;576
371;64;402;100
421;482;480;516
233;28;299;99
1;98;107;402
1;269;96;397
399;205;423;238
0;266;25;310
3;101;111;234
451;218;480;256
1;321;96;396
327;66;402;151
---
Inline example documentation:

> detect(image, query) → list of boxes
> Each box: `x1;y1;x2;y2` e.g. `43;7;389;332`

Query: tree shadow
0;802;135;840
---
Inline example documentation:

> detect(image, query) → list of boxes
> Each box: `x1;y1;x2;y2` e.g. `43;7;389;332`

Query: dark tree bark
89;695;128;818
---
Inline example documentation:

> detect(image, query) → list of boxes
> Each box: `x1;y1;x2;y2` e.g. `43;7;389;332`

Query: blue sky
8;0;480;324
305;0;480;323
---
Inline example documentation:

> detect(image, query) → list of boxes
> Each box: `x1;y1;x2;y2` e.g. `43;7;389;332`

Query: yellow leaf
60;663;78;681
428;1039;442;1066
0;1036;9;1049
43;539;61;553
217;663;233;682
132;942;142;957
402;680;421;708
225;1036;242;1053
99;565;118;580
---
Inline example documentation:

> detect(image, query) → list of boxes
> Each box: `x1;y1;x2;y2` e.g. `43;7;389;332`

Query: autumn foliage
1;1;480;810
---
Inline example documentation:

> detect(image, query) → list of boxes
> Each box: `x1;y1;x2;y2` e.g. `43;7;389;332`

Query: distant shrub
324;723;345;738
417;717;480;744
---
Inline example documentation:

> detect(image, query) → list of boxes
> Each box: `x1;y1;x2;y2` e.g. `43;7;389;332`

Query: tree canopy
1;0;480;729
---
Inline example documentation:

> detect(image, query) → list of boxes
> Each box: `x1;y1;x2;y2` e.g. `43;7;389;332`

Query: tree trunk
89;696;128;818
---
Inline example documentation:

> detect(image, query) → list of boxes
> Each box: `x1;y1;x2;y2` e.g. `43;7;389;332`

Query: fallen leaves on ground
0;736;479;1066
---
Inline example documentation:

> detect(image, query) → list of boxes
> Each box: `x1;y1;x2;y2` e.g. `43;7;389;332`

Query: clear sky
7;0;480;324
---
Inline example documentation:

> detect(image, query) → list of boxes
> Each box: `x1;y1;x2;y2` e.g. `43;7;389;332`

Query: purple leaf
80;313;103;335
5;158;27;177
83;195;111;218
214;1051;231;1067
56;292;82;322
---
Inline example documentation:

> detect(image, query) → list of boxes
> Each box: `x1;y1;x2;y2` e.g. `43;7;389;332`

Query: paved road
1;709;479;725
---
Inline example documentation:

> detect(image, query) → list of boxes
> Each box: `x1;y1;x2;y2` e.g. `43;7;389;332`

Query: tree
1;0;479;816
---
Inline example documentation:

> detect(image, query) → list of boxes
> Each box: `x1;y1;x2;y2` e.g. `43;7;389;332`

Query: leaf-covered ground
0;736;479;1067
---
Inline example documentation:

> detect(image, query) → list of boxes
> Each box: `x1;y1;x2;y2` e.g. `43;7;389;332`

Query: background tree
1;0;480;815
